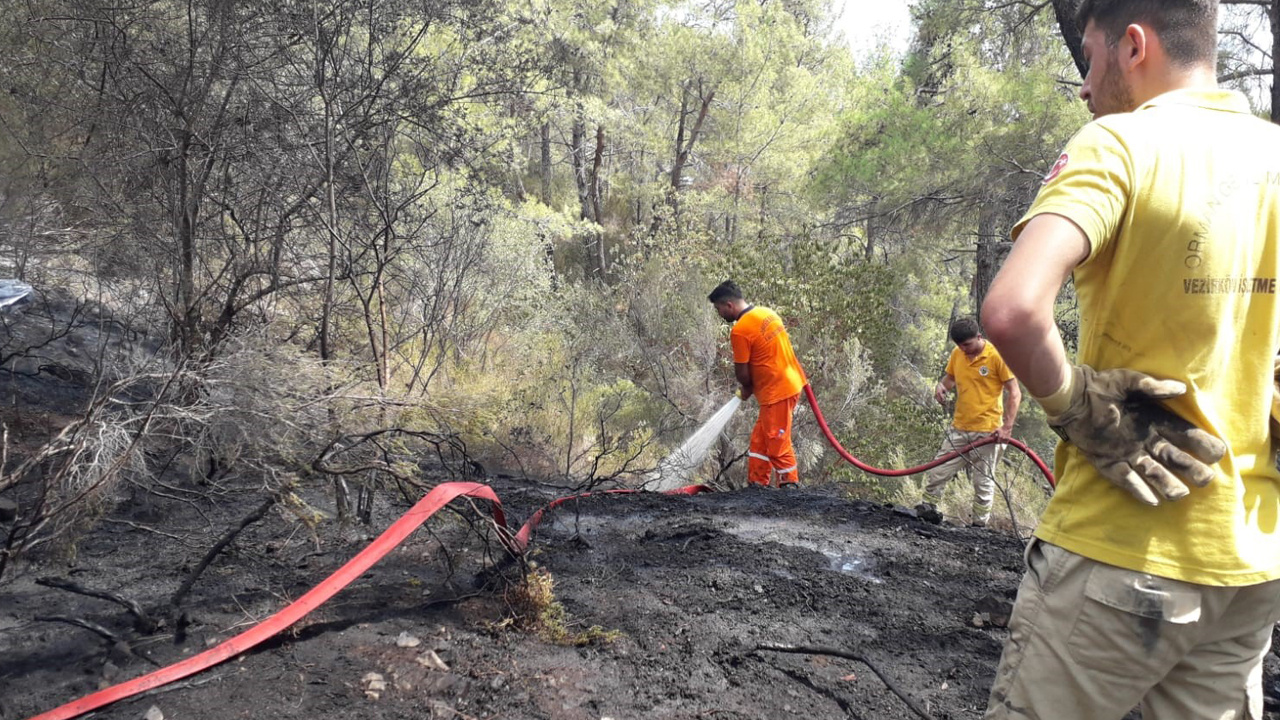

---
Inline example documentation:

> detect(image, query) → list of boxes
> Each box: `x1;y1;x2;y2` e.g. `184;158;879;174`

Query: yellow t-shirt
1013;88;1280;586
946;342;1013;433
731;306;807;405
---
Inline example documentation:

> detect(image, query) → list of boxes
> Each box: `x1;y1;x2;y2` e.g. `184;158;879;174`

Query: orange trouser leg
748;394;799;487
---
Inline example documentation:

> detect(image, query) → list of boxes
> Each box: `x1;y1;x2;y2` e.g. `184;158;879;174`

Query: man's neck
1134;67;1219;107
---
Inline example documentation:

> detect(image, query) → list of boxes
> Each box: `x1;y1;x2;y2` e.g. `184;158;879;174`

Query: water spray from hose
647;396;743;492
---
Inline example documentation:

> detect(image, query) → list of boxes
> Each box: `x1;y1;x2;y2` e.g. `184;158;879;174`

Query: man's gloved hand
1271;356;1280;429
1038;365;1226;506
1270;356;1280;470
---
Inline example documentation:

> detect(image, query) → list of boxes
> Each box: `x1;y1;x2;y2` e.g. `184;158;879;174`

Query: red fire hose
803;384;1055;488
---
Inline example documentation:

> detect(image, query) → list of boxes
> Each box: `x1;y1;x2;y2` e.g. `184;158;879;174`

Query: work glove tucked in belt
1036;365;1226;506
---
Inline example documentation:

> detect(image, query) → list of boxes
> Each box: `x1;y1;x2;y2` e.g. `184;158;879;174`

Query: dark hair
707;280;743;304
1076;0;1218;66
949;316;982;344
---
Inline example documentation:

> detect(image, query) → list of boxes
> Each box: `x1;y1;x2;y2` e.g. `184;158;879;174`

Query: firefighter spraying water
707;280;807;489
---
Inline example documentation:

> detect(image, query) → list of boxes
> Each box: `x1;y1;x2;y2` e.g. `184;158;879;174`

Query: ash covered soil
7;466;1280;720
4;475;1034;720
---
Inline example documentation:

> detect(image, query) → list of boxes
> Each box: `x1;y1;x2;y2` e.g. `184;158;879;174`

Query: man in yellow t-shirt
980;1;1280;718
708;280;807;488
917;317;1021;527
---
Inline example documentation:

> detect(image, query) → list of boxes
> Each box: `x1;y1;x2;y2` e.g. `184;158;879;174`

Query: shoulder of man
1064;101;1216;163
731;307;760;334
755;305;789;329
986;343;1015;376
944;346;960;372
1044;118;1130;177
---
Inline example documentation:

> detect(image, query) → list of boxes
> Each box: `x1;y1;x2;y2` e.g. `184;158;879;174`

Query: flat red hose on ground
28;482;508;720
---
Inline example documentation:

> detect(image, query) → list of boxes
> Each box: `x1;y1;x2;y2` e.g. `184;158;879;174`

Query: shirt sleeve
995;353;1014;383
731;327;751;364
944;349;957;378
1010;121;1134;264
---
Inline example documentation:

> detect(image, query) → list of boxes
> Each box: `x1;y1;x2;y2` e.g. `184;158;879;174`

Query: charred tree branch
168;489;286;610
753;644;936;720
36;577;158;632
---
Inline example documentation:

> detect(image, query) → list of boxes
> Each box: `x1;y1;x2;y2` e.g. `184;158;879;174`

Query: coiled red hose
803;385;1055;488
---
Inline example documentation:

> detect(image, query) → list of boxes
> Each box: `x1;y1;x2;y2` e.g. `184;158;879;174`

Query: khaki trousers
985;539;1280;720
921;427;1001;518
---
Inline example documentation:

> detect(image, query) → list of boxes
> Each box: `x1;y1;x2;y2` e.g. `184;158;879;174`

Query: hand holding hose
1037;365;1226;506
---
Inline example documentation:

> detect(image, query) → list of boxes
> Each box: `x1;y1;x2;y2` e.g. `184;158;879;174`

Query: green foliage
0;0;1112;506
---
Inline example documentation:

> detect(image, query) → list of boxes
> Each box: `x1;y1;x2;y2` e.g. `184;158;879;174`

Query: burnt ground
13;476;1280;720
3;472;1029;720
3;293;1280;720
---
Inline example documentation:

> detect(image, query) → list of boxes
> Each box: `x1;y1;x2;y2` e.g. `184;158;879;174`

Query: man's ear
1121;23;1148;69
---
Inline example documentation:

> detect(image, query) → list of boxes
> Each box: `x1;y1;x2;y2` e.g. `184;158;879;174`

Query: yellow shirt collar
960;342;995;365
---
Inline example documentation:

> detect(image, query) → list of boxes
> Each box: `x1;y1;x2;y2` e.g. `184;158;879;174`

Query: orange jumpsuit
730;306;807;487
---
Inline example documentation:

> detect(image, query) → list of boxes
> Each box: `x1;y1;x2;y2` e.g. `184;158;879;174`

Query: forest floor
4;468;1031;720
3;294;1280;720
12;472;1280;720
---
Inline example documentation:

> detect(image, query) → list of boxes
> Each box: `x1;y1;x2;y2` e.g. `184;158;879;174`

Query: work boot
779;482;798;490
914;502;943;525
971;514;990;528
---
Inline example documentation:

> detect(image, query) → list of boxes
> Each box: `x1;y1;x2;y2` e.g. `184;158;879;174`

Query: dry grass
503;567;623;646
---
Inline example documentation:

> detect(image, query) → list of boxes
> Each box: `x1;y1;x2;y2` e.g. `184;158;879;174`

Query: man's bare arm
934;374;956;405
982;213;1225;504
998;378;1022;439
981;214;1090;399
734;362;753;400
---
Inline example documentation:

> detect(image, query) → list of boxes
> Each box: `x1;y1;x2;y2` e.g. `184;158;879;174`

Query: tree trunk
1051;0;1087;80
319;100;339;363
670;84;715;193
377;272;390;391
1272;0;1279;124
540;121;553;204
571;121;588;217
864;211;878;263
590;125;607;277
671;86;689;193
973;204;1012;318
175;131;197;350
943;297;961;358
570;116;597;280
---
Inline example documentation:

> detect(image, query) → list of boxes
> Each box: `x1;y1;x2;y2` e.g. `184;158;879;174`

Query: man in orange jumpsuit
708;281;807;488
